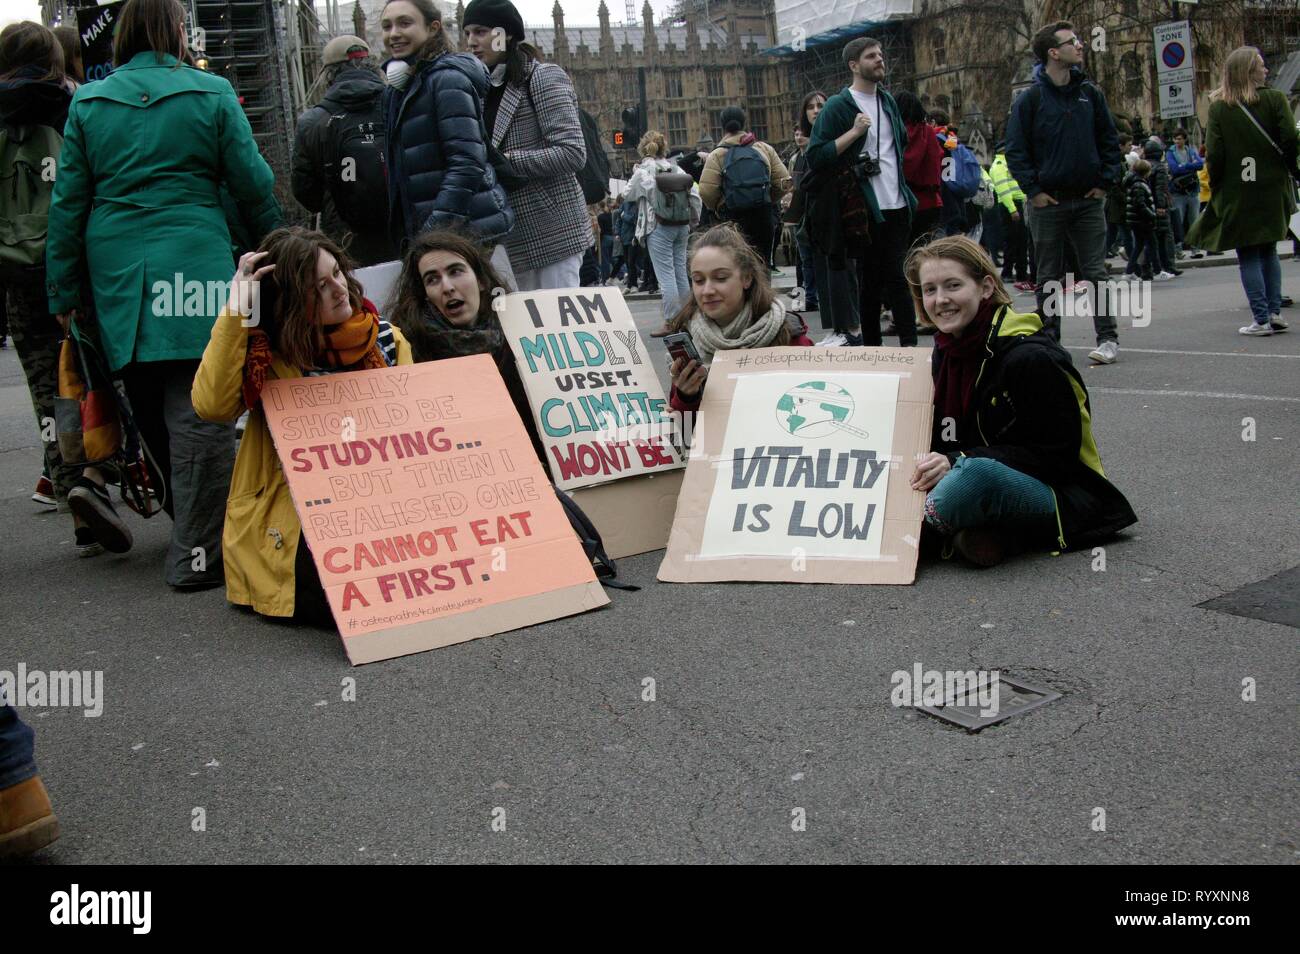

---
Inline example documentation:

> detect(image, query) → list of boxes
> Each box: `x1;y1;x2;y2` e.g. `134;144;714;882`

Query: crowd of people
3;1;1297;857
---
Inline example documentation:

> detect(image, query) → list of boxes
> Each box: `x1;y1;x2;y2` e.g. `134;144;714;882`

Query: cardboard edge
343;580;610;665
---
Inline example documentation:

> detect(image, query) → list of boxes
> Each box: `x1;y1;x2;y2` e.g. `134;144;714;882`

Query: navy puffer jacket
383;52;514;246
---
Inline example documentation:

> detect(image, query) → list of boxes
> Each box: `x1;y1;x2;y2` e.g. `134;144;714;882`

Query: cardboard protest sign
77;3;125;83
497;288;684;491
657;347;933;585
261;355;609;664
353;260;402;314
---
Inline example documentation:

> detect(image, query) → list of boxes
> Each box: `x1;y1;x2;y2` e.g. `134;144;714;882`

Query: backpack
944;141;982;200
323;108;390;231
650;162;693;225
0;122;62;278
720;142;771;212
554;488;639;591
576;107;610;204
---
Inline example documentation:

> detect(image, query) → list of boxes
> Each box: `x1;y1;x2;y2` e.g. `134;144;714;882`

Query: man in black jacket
292;35;398;266
1005;20;1124;364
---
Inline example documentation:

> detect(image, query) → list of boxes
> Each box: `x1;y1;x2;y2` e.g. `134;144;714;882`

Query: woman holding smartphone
666;224;812;413
192;228;413;626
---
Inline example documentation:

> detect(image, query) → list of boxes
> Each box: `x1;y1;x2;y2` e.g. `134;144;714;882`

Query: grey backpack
651;162;693;225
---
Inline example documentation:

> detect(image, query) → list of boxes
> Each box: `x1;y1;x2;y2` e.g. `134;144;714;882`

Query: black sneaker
74;526;103;558
67;477;133;554
843;332;864;346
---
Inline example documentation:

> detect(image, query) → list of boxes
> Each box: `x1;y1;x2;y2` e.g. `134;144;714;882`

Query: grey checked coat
490;60;592;273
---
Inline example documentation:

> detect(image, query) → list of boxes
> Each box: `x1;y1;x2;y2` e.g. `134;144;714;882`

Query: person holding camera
806;36;919;347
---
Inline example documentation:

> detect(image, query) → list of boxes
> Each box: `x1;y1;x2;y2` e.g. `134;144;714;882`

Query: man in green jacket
989;146;1032;287
45;32;279;587
806;36;918;347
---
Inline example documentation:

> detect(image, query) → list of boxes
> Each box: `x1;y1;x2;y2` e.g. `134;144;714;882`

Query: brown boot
951;529;1007;568
0;775;60;859
649;324;673;338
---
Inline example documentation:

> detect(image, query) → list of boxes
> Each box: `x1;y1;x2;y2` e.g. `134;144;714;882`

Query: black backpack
720;142;771;212
575;108;609;204
554;488;639;591
323;108;390;231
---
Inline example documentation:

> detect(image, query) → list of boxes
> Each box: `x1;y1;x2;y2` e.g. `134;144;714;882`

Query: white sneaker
1153;271;1175;281
1268;314;1288;332
1088;340;1119;364
1239;322;1273;336
816;332;847;348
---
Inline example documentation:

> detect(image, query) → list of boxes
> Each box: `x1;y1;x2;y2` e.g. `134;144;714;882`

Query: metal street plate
1198;566;1300;630
915;674;1063;733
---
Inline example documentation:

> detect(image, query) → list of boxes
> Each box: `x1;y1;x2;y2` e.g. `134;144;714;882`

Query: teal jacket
806;85;917;223
46;52;279;372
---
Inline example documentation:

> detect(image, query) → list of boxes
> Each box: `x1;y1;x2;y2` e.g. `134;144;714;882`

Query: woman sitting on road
906;236;1136;567
385;229;543;462
192;227;412;626
666;224;812;413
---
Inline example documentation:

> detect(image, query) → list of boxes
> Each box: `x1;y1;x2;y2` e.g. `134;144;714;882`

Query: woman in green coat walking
45;0;280;588
1186;46;1299;336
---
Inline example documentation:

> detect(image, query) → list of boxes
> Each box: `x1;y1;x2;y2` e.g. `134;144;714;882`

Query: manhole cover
915;674;1062;732
1198;566;1300;630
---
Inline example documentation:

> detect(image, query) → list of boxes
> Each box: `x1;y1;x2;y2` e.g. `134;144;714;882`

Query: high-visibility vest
989;154;1025;214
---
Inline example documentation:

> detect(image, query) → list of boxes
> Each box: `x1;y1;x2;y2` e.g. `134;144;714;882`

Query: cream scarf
687;299;787;367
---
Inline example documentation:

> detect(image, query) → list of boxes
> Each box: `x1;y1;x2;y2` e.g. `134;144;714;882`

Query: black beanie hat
463;0;525;44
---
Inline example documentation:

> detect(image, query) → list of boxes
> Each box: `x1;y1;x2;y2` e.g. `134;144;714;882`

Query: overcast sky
0;1;680;30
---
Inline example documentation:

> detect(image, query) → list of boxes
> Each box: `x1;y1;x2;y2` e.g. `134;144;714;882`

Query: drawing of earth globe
775;381;855;437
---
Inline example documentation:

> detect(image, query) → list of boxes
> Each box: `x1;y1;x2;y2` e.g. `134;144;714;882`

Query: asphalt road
3;255;1297;864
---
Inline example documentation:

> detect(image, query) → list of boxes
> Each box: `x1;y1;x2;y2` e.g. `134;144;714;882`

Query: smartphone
662;331;701;367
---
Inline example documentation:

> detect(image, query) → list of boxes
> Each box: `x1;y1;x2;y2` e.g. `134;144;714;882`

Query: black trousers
1000;202;1030;281
724;204;775;267
855;208;918;346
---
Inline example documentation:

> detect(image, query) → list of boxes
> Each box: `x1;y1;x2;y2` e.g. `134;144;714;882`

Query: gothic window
745;67;765;98
622;71;638;101
668;111;688;144
951;88;962;118
1122;52;1142;100
665;70;684;99
749;107;767;142
932;29;945;67
576;74;597;103
707;70;725;97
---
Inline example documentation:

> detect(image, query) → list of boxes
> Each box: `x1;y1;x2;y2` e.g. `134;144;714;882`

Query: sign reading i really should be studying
261;355;608;664
658;348;934;585
497;289;684;490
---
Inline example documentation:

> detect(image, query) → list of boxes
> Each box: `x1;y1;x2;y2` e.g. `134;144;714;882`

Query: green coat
46;52;279;372
806;85;917;223
1186;88;1299;252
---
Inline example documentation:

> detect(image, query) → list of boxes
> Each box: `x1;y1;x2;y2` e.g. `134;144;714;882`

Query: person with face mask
380;0;513;257
462;0;591;291
191;228;413;626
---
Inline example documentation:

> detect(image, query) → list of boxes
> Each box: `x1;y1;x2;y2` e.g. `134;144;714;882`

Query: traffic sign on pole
1154;20;1196;120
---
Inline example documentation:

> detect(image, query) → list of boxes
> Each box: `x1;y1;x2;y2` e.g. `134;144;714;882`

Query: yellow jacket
1198;165;1210;204
988;153;1025;214
699;132;793;213
191;309;413;617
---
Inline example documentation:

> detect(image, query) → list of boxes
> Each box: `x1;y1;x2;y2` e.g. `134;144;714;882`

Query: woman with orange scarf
192;227;413;625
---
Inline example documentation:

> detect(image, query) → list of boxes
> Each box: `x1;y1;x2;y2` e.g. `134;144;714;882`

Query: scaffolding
192;0;323;222
781;22;914;103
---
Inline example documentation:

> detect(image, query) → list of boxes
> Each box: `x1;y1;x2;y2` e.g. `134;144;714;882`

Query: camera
854;155;882;180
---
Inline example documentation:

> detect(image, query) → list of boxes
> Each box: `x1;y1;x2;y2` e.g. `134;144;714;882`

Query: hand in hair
670;356;708;399
224;250;276;321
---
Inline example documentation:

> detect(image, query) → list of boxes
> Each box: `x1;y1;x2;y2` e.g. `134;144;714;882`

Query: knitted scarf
932;298;998;427
402;302;506;363
242;299;389;408
687;299;787;367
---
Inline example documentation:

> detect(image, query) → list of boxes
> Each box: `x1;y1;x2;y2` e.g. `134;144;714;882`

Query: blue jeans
1171;192;1199;249
0;704;38;789
924;456;1058;542
599;235;615;283
646;222;690;320
1236;243;1282;324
